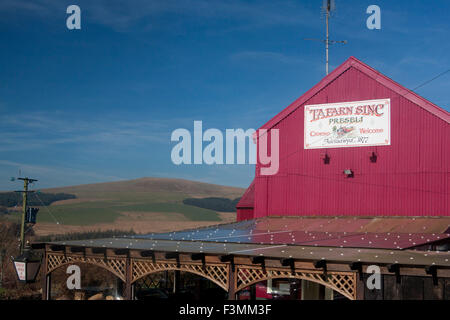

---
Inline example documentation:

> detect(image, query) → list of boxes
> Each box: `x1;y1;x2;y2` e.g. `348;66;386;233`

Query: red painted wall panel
250;63;449;219
237;208;254;221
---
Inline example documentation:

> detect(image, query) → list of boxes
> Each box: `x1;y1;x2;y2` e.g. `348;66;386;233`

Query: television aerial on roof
304;0;347;75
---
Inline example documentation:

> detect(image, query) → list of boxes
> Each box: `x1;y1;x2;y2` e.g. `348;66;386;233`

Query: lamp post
11;177;42;283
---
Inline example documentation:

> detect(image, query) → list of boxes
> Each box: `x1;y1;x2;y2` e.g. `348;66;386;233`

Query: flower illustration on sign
333;126;355;136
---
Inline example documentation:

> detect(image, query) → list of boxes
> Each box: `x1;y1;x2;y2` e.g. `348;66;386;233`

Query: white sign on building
304;98;390;149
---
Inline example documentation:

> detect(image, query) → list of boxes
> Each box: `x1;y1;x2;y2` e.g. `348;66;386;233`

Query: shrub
0;192;76;208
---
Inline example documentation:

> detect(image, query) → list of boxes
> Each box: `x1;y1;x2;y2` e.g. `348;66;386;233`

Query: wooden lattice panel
135;273;170;290
236;266;356;300
46;253;126;281
132;259;229;291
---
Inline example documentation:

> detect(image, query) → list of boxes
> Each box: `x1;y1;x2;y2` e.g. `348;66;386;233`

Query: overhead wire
33;187;63;226
412;69;450;91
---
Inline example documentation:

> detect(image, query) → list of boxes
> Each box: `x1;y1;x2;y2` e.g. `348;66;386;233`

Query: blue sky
0;0;449;191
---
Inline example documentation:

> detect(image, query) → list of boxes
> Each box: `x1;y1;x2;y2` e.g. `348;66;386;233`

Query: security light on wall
321;153;330;164
343;169;354;178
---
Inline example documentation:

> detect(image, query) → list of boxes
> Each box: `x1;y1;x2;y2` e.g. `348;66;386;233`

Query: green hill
21;178;245;226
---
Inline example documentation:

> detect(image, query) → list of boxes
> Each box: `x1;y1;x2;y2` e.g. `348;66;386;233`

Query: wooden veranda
34;217;450;300
41;246;358;300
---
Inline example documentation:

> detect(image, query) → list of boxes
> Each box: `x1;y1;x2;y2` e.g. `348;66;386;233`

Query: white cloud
0;111;183;151
0;160;125;190
0;0;315;32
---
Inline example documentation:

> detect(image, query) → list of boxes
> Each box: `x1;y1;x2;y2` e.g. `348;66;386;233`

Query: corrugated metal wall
236;208;254;221
253;66;449;218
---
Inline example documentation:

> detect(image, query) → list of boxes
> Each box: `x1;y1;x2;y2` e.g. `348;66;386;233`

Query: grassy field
5;178;245;229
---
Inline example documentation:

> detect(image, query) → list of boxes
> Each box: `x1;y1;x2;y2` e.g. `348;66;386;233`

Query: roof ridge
260;56;450;130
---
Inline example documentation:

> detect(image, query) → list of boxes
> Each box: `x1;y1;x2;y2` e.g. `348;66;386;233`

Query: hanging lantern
12;246;42;283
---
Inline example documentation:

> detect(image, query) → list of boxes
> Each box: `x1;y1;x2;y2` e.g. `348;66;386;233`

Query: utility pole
15;177;37;254
304;0;347;75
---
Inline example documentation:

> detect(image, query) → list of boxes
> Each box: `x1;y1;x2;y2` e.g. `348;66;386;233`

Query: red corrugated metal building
237;57;450;220
35;57;450;301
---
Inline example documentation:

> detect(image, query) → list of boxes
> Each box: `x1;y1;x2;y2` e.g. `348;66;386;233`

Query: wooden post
164;271;169;291
124;257;133;300
227;263;236;300
174;270;180;294
41;252;51;300
19;179;28;254
355;272;365;300
42;273;51;300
